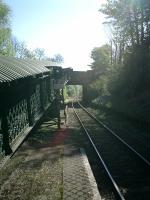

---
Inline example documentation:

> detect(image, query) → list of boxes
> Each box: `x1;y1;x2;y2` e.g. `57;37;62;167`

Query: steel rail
72;103;125;200
78;101;150;167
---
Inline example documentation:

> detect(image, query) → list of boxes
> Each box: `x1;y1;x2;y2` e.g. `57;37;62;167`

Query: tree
97;0;150;121
12;38;35;59
89;44;112;100
100;0;150;51
51;54;64;63
0;0;13;55
33;48;45;60
90;44;111;73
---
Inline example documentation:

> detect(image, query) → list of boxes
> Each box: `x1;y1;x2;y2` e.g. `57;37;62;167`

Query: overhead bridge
67;70;98;85
67;70;101;103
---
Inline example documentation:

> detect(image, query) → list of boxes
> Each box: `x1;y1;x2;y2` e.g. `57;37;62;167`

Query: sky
5;0;108;71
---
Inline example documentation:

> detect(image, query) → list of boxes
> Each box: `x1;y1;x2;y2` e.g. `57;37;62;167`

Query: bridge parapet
67;70;101;85
67;69;102;103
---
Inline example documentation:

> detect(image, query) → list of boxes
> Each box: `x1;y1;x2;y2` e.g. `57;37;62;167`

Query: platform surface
0;108;101;200
63;146;101;200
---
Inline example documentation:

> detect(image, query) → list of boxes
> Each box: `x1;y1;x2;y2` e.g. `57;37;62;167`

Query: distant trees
12;38;64;61
33;48;45;60
66;85;82;99
12;38;34;59
50;54;64;63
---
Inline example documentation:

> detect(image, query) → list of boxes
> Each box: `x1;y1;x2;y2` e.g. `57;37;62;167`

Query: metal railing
0;76;51;156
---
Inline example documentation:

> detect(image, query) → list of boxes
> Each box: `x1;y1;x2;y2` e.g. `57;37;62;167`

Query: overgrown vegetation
90;0;150;122
65;85;82;100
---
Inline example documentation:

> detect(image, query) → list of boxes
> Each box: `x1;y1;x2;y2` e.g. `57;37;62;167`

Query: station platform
63;146;101;200
0;109;101;200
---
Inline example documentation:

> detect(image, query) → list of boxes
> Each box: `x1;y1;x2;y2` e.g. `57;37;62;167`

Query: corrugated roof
0;56;55;83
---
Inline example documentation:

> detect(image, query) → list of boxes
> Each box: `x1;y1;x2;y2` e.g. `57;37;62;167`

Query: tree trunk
140;6;144;44
133;7;140;45
128;10;135;46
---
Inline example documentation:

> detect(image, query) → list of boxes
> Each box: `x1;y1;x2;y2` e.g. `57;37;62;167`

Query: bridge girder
67;69;102;104
67;70;101;85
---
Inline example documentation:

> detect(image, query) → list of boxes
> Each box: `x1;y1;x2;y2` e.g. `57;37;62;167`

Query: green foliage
0;0;13;56
66;85;82;99
90;0;150;122
90;44;111;73
90;75;110;96
0;0;10;26
63;86;68;101
89;44;112;101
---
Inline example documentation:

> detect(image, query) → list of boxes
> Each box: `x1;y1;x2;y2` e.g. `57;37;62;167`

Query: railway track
72;102;150;200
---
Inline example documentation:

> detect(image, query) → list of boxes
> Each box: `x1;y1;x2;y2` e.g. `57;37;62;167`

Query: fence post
2;110;12;155
27;83;34;126
40;78;44;111
47;76;51;104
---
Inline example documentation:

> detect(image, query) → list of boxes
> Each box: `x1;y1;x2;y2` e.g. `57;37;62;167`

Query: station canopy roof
0;56;60;83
